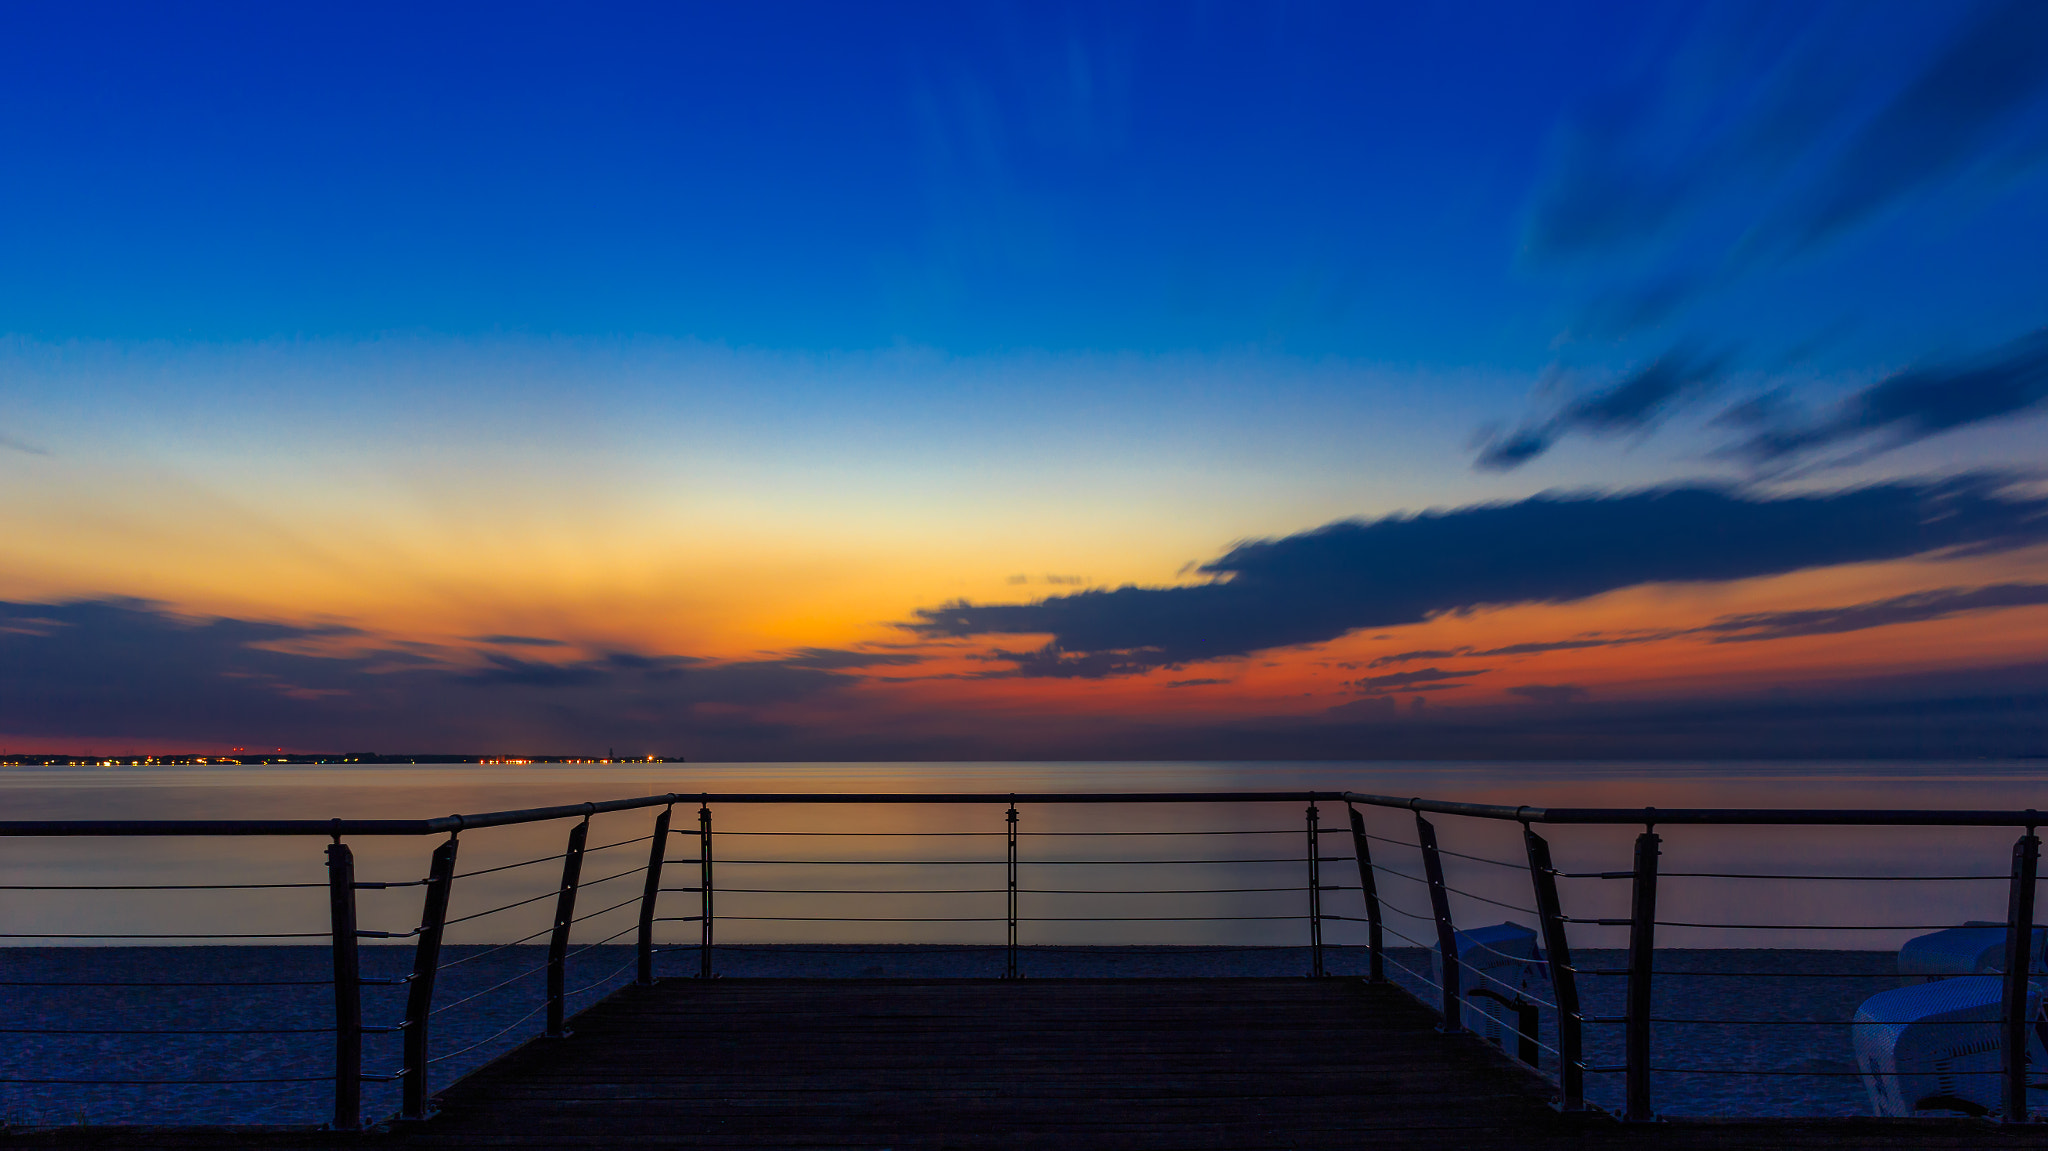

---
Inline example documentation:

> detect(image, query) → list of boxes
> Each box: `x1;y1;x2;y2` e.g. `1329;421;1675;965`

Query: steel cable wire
1645;919;1984;931
1359;919;1563;1016
701;885;996;899
0;978;334;987
427;953;555;1014
433;925;557;973
424;1001;550;1067
584;834;655;854
1368;893;1438;923
717;858;1007;866
1027;856;1320;865
1412;843;1531;871
0;1074;334;1085
561;954;642;999
1454;958;1559;1012
658;942;1328;957
568;894;643;926
1027;914;1308;922
451;852;570;880
570;864;650;892
718;831;1005;837
0;931;329;940
442;888;562;927
1019;829;1303;837
1019;886;1311;894
1629;1016;1994;1026
1358;831;1414;844
714;856;1319;865
1565;966;1899;979
1373;939;1446;995
0;1025;337;1035
1434;882;1543;918
1657;870;2006;881
1648;1067;1968;1077
0;881;329;890
1355;830;1532;876
554;923;642;964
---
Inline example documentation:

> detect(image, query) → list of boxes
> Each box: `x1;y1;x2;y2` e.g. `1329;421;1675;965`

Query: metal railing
0;791;1352;1129
4;789;2045;1128
1339;793;2047;1124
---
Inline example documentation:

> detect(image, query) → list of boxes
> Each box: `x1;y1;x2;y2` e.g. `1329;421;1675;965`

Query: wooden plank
409;978;1561;1148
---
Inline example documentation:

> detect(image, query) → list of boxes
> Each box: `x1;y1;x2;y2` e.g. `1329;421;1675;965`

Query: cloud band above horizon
910;476;2048;676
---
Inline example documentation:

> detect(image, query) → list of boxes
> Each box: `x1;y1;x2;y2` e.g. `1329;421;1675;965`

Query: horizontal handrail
9;787;2043;835
0;792;1347;836
1343;792;2047;826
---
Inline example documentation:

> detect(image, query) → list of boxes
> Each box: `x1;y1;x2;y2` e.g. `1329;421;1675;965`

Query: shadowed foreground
430;977;1553;1148
12;978;2048;1149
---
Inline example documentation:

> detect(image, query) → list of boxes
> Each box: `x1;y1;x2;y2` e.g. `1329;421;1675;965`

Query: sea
1;759;2043;1126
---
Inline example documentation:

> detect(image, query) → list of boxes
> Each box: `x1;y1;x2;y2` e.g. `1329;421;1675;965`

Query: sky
4;0;2048;760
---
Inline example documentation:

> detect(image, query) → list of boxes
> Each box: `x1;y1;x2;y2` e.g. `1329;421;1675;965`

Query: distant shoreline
0;753;686;766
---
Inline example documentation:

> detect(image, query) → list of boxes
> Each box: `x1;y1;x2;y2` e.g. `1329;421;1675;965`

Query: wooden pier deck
426;977;1556;1149
18;977;2048;1149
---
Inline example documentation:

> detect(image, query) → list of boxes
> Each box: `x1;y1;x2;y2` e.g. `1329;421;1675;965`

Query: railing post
2004;824;2040;1124
1306;801;1325;978
1415;812;1461;1031
400;833;460;1120
1624;825;1661;1123
545;816;590;1038
1005;799;1020;980
1523;824;1584;1111
637;805;673;985
1347;805;1385;983
325;838;362;1132
699;800;715;979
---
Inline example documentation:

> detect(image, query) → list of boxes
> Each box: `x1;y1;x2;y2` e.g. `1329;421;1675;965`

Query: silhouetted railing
0;791;1350;1129
1;791;2043;1128
1340;793;2046;1124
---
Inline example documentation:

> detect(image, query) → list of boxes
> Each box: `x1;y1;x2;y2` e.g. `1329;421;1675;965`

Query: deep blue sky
6;1;1982;368
4;1;2048;758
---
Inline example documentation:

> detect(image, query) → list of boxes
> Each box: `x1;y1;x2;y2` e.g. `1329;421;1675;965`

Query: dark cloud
1351;667;1487;694
980;645;1163;679
1476;349;1729;470
1500;1;2048;471
1165;678;1230;688
1366;647;1471;668
1794;0;2048;248
766;647;926;671
1730;328;2048;466
1527;1;2048;281
1387;583;2048;660
735;658;2048;761
1507;684;1590;705
0;433;49;456
468;634;567;647
1476;637;1660;657
1327;695;1400;719
1140;660;2048;762
0;599;849;752
911;477;2048;676
462;655;595;688
1704;582;2048;643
